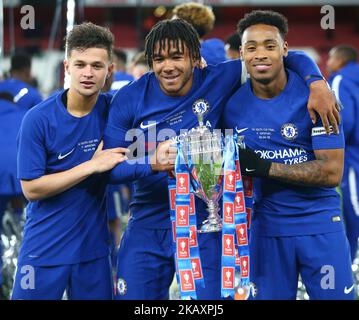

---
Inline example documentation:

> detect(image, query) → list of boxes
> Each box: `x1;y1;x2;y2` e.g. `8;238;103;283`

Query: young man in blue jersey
104;18;341;300
224;10;354;300
0;53;42;110
11;22;128;300
327;45;359;262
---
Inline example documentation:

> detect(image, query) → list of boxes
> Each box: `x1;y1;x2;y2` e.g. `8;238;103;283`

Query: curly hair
65;22;114;60
172;2;215;38
237;10;288;40
145;19;201;69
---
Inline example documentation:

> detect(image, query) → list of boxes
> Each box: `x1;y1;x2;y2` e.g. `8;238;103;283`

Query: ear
283;41;289;57
63;59;70;75
239;46;244;60
107;62;114;78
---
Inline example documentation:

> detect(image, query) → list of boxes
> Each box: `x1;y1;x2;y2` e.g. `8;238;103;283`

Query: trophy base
198;219;222;233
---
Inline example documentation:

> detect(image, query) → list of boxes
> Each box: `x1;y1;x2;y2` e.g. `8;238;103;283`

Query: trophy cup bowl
181;125;224;233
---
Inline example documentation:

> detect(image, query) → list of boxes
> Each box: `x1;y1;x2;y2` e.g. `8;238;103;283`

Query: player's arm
239;147;343;188
285;51;340;134
268;148;343;187
104;134;176;184
21;142;129;201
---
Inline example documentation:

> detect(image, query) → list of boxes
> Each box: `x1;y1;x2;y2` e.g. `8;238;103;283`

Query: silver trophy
181;112;225;233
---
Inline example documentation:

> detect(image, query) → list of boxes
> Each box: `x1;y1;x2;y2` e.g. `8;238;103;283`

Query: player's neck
251;68;287;99
66;89;99;117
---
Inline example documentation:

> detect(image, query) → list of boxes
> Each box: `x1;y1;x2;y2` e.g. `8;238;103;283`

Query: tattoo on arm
269;153;334;187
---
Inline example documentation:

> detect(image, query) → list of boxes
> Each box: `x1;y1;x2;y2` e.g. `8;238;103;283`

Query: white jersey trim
349;166;359;217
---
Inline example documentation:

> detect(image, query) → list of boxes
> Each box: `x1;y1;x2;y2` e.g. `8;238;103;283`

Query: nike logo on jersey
235;127;248;134
344;284;355;294
58;148;75;160
245;168;255;173
140;121;158;129
14;88;29;103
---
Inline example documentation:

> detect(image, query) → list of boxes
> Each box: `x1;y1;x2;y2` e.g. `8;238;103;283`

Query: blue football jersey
0;99;26;195
329;65;359;172
201;38;227;65
104;52;327;230
111;71;134;91
104;61;243;229
17;90;112;266
0;78;42;110
224;69;345;236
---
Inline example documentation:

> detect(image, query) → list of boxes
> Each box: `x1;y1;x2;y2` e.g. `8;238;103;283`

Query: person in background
172;2;226;65
0;52;42;110
327;45;359;262
111;48;134;91
0;93;27;299
225;32;241;60
131;52;150;80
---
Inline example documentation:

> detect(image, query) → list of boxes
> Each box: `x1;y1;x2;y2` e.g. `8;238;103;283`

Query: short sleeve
17;109;47;180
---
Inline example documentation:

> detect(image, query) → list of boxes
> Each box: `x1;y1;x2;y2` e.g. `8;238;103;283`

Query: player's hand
239;147;271;178
307;80;340;134
150;140;177;172
90;141;129;174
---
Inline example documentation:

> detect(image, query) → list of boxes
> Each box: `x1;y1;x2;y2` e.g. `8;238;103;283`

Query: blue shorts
116;223;222;300
250;229;355;300
341;166;359;261
11;255;113;300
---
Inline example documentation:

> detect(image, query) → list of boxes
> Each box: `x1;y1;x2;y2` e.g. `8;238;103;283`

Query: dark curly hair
145;19;201;69
237;10;288;40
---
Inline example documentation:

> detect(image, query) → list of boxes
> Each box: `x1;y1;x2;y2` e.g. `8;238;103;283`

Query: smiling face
152;39;197;97
64;47;114;98
241;24;288;85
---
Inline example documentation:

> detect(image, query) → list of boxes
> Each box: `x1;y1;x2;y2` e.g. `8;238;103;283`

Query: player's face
152;40;196;97
64;47;113;97
326;49;343;74
241;24;288;85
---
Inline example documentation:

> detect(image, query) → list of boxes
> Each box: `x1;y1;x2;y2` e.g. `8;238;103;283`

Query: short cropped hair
113;48;128;64
10;52;31;72
145;19;201;69
172;2;215;38
333;45;358;64
237;10;289;40
65;22;114;60
225;33;241;51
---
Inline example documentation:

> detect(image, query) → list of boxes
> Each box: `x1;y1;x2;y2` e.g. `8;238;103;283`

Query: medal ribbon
234;139;254;299
168;145;205;300
220;135;238;298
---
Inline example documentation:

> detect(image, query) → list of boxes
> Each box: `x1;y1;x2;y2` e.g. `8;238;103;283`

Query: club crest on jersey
192;99;210;116
117;278;127;295
281;123;298;141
